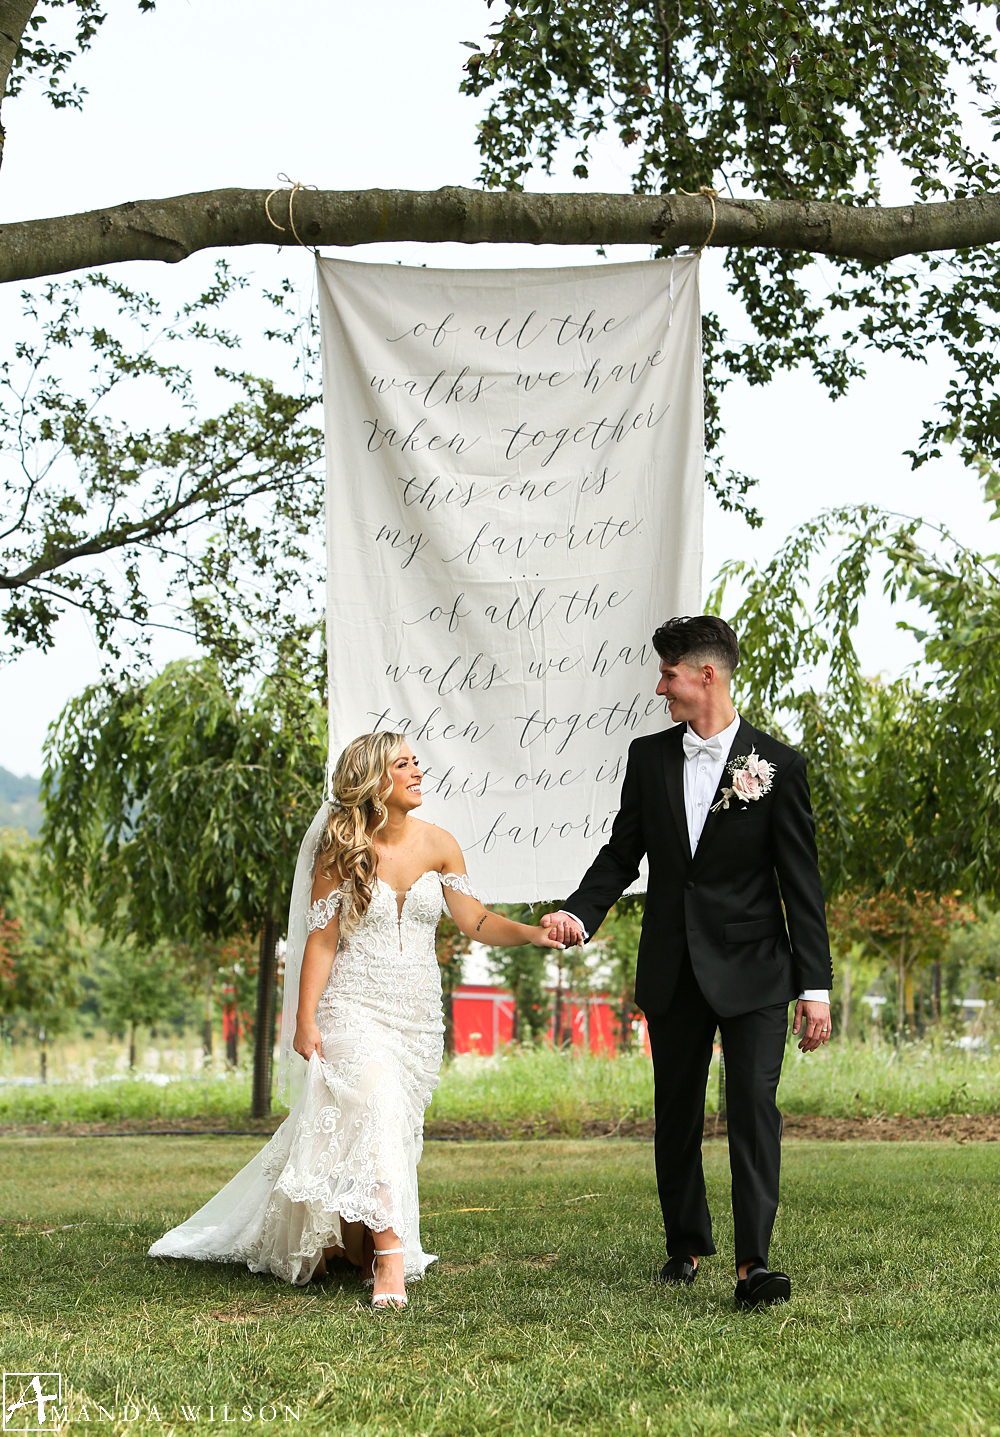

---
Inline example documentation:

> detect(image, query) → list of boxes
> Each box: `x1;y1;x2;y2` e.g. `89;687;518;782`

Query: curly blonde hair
316;731;405;926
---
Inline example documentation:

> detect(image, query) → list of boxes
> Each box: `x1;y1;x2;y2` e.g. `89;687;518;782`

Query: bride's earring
373;800;383;816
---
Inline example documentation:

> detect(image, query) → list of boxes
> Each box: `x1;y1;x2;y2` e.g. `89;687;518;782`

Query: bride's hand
527;925;566;950
294;1019;323;1061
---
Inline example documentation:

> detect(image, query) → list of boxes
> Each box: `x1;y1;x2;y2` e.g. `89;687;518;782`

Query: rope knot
265;173;318;249
678;184;720;253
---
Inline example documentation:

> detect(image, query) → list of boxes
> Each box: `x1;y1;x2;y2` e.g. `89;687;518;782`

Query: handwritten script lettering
320;255;703;900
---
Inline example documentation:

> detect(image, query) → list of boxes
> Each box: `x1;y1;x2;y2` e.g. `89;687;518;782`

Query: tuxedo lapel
660;728;692;862
692;718;755;866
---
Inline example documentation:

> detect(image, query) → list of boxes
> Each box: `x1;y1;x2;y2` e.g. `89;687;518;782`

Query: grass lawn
3;1138;1000;1435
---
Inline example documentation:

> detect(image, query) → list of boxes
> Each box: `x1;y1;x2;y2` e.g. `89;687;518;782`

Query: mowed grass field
3;1138;1000;1436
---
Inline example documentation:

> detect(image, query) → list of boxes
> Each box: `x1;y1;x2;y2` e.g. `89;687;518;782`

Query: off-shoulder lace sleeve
439;871;479;900
307;889;342;933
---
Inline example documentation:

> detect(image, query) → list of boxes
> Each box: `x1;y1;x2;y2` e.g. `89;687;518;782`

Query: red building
451;984;648;1055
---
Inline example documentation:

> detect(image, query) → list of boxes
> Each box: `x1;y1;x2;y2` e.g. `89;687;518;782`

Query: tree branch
0;453;313;590
3;185;1000;283
0;0;36;100
0;0;38;167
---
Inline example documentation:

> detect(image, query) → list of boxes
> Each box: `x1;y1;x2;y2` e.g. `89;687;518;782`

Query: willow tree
41;658;327;1115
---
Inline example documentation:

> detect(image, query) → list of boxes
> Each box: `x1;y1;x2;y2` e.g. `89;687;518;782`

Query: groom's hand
793;1000;832;1053
541;911;584;947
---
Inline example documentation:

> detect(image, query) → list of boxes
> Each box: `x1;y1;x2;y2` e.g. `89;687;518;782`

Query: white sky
0;0;991;776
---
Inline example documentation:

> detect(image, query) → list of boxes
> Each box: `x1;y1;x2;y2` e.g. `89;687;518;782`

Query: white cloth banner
317;254;703;902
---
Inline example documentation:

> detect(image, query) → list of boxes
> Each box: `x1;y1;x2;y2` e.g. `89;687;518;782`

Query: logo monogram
3;1375;63;1432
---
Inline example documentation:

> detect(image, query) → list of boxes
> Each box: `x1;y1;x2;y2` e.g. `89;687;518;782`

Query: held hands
293;1019;323;1063
541;912;585;948
530;923;568;949
793;1000;832;1053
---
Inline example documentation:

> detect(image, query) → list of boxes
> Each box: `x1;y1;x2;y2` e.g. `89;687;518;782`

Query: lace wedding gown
148;868;472;1285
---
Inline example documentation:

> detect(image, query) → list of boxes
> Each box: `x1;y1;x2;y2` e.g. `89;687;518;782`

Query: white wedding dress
149;866;472;1285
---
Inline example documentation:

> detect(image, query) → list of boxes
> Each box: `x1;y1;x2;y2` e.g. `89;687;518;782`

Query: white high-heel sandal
370;1245;407;1309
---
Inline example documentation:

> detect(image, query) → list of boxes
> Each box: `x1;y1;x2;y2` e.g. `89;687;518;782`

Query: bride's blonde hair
317;731;405;926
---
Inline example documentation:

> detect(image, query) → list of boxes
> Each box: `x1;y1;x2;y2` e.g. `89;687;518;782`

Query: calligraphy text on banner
317;256;704;902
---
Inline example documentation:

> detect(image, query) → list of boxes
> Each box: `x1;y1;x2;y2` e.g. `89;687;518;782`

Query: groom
543;616;833;1308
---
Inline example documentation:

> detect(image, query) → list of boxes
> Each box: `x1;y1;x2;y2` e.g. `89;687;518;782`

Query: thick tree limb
2;185;1000;283
0;0;35;98
0;0;38;167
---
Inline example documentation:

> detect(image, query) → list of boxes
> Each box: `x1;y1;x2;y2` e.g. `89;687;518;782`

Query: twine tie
265;173;318;250
679;185;720;252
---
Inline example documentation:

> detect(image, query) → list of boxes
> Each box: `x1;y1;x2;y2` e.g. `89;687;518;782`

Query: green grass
0;1071;256;1126
3;1136;1000;1435
429;1046;659;1130
4;1037;1000;1129
778;1037;1000;1118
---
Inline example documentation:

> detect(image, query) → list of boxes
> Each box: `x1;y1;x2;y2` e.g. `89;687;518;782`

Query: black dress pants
645;948;789;1269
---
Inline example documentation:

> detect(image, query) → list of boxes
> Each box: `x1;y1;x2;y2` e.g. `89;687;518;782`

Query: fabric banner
317;254;703;902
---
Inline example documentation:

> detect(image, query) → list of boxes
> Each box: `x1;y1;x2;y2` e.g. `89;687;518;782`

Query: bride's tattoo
475;914;488;933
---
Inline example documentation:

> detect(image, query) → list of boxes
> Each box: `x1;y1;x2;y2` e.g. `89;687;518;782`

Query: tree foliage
828;888;974;1037
488;907;553;1043
461;1;1000;505
0;0;158;170
40;657;327;945
0;266;324;667
711;506;1000;903
4;0;153;111
0;828;87;1044
90;934;185;1068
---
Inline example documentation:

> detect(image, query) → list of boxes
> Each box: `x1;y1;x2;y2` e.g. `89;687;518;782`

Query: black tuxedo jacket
563;719;833;1018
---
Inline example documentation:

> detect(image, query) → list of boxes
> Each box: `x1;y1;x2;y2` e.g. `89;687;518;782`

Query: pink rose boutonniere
711;748;775;813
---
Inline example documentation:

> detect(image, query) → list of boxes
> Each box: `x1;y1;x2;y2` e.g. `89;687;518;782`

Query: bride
149;731;563;1309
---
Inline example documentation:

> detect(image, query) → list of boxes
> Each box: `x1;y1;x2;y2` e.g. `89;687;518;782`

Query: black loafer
659;1255;698;1286
735;1264;791;1309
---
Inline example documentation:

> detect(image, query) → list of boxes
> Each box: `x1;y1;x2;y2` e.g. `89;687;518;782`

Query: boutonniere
711;748;775;812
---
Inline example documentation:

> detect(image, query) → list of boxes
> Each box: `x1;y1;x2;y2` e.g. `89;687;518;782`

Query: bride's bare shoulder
411;818;465;874
311;852;345;901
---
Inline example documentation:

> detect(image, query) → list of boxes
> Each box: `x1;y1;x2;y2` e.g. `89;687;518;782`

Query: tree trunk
38;1024;46;1083
904;967;917;1035
932;960;942;1025
202;961;214;1062
897;940;906;1045
6;185;1000;285
442;985;455;1059
841;954;852;1041
129;1017;136;1071
251;914;279;1119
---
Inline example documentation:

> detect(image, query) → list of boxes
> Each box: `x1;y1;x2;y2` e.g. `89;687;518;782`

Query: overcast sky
0;0;990;776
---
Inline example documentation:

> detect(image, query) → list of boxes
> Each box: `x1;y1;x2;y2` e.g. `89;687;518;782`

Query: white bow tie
682;730;724;762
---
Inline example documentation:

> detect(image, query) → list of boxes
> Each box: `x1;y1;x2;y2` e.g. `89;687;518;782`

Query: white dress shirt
683;710;741;854
561;712;828;1004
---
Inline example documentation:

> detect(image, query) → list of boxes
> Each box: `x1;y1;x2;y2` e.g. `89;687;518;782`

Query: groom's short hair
652;616;740;676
